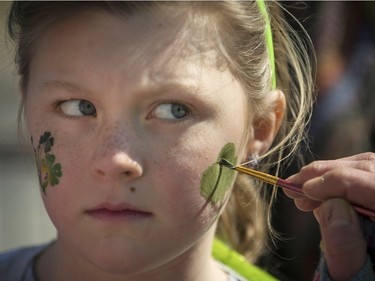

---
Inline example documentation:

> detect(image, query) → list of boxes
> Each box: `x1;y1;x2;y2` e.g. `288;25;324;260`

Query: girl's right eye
59;100;97;116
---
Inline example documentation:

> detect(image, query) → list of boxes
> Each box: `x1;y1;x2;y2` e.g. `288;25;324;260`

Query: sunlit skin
23;8;284;281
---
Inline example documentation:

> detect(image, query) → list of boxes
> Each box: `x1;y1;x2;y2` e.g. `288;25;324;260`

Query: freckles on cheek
156;142;238;210
153;154;206;209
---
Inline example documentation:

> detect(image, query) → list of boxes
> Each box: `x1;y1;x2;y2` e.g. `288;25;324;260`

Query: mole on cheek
200;143;237;204
31;131;63;195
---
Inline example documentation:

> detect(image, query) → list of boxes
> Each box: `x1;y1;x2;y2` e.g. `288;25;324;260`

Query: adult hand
284;152;375;281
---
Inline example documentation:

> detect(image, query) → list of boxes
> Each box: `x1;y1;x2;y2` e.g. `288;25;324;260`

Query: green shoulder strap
212;239;279;281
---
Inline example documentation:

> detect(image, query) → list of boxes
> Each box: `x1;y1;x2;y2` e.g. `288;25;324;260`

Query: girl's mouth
86;203;152;222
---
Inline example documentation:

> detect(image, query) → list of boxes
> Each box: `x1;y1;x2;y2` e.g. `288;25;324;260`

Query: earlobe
248;90;286;156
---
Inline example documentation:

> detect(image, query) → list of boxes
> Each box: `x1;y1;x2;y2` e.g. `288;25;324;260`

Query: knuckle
335;167;354;180
302;160;325;173
327;239;363;257
361;152;375;161
359;161;375;172
323;168;350;186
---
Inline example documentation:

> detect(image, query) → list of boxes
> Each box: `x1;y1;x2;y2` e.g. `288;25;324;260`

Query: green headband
256;0;276;89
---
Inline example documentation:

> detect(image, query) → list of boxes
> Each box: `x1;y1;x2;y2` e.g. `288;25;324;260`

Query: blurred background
0;1;374;280
265;1;375;280
0;1;56;253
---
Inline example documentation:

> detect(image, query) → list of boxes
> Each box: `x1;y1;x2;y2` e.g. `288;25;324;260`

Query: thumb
314;198;367;281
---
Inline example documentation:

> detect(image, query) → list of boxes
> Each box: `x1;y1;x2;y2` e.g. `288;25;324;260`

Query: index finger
304;168;375;209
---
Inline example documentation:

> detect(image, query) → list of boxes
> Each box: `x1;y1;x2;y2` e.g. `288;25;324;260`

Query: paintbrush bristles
218;158;235;169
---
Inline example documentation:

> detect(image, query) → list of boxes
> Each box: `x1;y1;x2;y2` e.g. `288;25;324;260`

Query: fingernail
325;199;354;228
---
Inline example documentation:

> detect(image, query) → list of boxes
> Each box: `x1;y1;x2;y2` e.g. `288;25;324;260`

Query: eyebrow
42;80;91;96
42;78;201;99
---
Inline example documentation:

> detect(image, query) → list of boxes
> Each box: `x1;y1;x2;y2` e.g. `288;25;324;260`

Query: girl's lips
86;203;152;222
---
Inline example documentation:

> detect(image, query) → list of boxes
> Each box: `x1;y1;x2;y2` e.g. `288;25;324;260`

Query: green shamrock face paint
200;143;237;204
32;132;63;195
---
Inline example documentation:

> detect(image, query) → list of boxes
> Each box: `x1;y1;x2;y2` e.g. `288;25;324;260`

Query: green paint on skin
32;131;63;195
200;143;237;204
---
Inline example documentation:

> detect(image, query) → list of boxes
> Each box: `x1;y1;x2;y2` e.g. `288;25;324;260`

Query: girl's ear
248;90;286;156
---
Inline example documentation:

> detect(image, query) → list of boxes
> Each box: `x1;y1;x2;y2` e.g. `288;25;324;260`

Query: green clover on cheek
41;154;63;189
32;132;63;195
200;143;237;204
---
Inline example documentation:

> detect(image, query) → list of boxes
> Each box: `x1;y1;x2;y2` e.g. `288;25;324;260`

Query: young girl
1;1;373;281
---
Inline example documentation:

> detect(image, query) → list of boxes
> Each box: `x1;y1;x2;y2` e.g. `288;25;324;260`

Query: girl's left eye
152;103;190;120
59;100;97;116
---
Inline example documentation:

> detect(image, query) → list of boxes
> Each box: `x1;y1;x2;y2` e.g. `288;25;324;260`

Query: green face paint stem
200;143;237;204
32;131;63;195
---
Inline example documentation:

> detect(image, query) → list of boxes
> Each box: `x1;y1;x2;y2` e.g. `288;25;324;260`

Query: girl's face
25;8;252;276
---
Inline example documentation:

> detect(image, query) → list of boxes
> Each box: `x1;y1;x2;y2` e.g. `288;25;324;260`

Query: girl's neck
35;235;228;281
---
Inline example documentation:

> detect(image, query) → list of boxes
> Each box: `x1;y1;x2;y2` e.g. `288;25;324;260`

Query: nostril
92;153;143;180
97;170;105;177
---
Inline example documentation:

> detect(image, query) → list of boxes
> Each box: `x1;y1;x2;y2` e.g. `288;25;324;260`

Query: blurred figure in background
267;2;375;280
310;1;375;158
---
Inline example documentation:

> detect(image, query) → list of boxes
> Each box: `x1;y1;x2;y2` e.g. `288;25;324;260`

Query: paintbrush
219;158;375;218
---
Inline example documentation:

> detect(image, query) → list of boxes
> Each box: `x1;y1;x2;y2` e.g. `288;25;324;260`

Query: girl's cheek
200;143;237;204
31;131;63;195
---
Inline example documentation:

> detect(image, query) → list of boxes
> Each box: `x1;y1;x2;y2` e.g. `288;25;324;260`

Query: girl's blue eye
60;100;96;116
153;103;189;120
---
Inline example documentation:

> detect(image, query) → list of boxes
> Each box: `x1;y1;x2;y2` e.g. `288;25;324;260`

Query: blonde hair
207;1;315;261
7;0;314;263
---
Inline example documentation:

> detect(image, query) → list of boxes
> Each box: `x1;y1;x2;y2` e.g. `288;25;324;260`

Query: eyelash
55;99;97;118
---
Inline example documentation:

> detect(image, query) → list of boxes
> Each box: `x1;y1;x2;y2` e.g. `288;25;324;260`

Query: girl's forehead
50;4;219;46
36;6;225;74
116;5;220;55
29;5;235;96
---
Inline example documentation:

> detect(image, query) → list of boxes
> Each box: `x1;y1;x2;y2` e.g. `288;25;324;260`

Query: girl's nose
90;126;143;181
92;152;143;181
